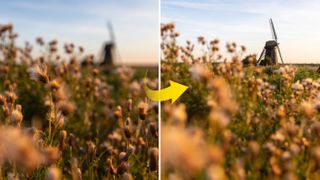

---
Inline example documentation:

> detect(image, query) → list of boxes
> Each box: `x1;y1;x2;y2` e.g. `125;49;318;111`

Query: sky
162;0;320;63
0;0;158;65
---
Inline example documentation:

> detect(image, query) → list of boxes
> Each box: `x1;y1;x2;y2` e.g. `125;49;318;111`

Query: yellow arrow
144;80;188;103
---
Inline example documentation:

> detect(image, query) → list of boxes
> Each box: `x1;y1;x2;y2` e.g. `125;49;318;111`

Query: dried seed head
276;105;286;119
315;102;320;113
137;137;146;148
3;105;10;118
11;105;23;127
122;173;133;180
0;94;6;105
124;117;132;139
126;144;135;156
53;112;65;129
117;161;129;175
43;146;60;165
114;106;122;120
119;152;127;162
148;147;158;171
48;79;61;90
87;140;96;155
300;102;315;118
36;37;44;46
170;104;187;127
52;88;67;103
149;122;158;137
206;165;226;180
69;133;75;148
58;101;75;116
127;99;133;112
45;167;61;180
5;91;17;105
107;158;117;175
313;147;320;161
72;167;82;180
28;63;49;84
138;101;148;120
59;130;67;152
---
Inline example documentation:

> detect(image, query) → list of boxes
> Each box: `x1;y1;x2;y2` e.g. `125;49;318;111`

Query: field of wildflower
161;23;320;179
0;24;158;179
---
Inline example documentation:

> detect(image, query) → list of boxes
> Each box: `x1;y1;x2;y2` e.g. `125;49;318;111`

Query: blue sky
0;0;158;64
162;0;320;63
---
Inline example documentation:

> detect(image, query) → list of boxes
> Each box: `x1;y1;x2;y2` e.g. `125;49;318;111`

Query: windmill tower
257;18;284;66
100;22;118;66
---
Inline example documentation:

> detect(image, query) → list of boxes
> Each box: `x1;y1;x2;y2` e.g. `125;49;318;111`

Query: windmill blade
277;46;284;64
257;48;266;65
269;18;278;42
107;21;115;43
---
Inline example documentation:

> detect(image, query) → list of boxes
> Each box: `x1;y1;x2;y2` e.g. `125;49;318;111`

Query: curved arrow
144;80;188;103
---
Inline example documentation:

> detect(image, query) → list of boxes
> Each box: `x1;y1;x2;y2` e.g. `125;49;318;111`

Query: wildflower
79;46;84;53
87;140;96;156
162;125;207;175
0;127;43;172
10;104;23;127
276;105;286;119
119;152;127;162
129;80;141;96
197;36;206;45
72;168;82;180
138;101;148;120
47;79;61;90
122;173;133;180
300;101;315;118
127;99;133;112
123;117;132;139
45;167;61;180
107;158;117;175
36;37;44;46
189;63;211;81
209;110;229;129
148;147;159;171
52;86;67;103
170;104;187;127
240;45;246;52
59;130;67;152
117;161;129;175
126;144;135;156
42;146;60;165
206;165;227;180
114;106;122;120
28;63;49;84
149;122;158;137
52;112;65;128
58;101;75;116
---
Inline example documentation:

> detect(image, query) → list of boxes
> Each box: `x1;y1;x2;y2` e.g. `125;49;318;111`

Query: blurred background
0;0;158;65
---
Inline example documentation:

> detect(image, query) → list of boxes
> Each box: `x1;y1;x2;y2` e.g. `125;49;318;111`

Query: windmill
257;18;284;66
100;22;119;66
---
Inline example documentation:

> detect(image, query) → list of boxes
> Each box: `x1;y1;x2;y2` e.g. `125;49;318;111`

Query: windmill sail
269;18;278;42
107;21;115;42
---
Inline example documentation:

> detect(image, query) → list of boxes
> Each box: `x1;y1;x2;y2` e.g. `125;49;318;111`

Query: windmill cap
265;40;278;47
